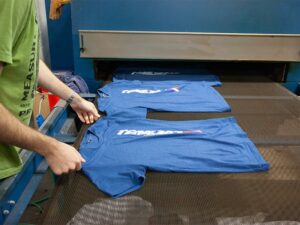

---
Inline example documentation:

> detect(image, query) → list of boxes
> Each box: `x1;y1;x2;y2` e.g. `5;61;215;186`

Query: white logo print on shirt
122;89;161;94
121;85;181;94
130;71;179;75
117;129;203;136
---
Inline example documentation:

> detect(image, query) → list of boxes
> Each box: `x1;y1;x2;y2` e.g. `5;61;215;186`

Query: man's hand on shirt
70;95;101;124
44;140;86;175
38;60;100;125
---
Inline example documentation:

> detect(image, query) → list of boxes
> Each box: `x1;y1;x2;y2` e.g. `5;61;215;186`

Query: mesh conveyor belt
41;82;300;225
149;98;300;145
41;146;300;224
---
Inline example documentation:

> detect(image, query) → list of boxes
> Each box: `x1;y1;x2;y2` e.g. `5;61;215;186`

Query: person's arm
38;60;100;124
0;62;86;175
0;98;85;175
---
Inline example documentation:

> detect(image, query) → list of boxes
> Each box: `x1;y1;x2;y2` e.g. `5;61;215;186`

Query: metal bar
3;159;48;225
79;30;300;62
80;30;300;37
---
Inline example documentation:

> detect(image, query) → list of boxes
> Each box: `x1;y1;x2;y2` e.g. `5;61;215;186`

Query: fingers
77;113;85;123
86;102;100;122
92;107;101;119
73;149;85;170
47;145;86;175
74;149;86;163
51;167;69;175
82;112;100;124
73;101;100;124
75;161;82;171
69;163;76;171
87;106;101;123
83;112;90;124
51;162;82;175
51;168;62;176
77;112;94;125
75;153;85;170
88;113;94;124
80;155;86;163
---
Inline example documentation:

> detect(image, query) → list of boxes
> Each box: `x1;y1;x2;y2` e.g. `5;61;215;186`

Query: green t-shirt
0;0;39;179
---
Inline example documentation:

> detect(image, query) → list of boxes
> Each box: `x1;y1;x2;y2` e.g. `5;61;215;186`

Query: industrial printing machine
2;4;300;223
45;52;300;224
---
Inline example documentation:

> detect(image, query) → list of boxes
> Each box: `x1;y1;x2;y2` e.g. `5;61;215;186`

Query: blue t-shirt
98;80;230;118
80;117;269;197
113;67;221;86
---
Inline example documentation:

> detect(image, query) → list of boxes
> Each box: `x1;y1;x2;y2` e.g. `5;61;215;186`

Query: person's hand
44;139;86;175
70;95;100;124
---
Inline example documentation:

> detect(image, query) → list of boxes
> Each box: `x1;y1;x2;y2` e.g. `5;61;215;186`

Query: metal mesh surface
148;98;300;145
41;146;300;225
215;82;294;97
41;82;300;225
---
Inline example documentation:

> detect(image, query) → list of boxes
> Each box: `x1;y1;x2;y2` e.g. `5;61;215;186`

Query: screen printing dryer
2;30;300;224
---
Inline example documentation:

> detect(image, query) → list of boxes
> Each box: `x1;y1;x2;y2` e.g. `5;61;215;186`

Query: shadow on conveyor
40;61;300;225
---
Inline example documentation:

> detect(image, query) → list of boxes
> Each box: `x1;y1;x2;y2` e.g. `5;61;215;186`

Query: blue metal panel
287;63;300;82
1;154;45;225
71;0;300;34
284;82;299;93
72;35;102;93
45;0;74;70
285;63;300;93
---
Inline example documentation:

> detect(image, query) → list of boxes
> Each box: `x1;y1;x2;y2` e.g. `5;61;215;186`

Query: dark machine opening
93;60;288;83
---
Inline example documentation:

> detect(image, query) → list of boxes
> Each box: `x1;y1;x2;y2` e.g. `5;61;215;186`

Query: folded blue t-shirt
113;67;221;86
98;80;230;118
80;117;269;197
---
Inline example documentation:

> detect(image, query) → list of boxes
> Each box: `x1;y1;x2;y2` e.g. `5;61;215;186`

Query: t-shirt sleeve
0;0;14;64
84;165;146;198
